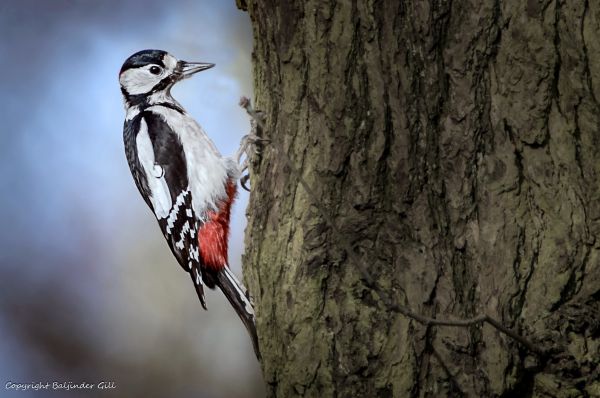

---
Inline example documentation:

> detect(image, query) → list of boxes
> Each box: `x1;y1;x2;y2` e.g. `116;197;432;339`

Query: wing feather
137;110;208;307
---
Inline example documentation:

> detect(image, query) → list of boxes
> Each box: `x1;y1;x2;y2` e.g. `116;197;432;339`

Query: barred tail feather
216;266;260;360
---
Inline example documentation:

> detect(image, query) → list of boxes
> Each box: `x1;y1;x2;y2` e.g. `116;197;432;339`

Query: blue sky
0;1;263;396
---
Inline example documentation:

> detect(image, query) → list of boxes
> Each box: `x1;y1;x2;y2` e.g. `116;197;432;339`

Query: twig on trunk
239;96;548;365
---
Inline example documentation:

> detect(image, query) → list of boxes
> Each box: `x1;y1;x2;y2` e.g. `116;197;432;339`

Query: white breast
148;106;231;218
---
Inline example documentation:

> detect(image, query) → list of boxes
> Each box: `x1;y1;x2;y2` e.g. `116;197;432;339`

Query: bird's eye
149;66;162;75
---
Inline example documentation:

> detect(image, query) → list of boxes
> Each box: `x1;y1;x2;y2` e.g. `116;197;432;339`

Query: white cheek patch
120;68;160;95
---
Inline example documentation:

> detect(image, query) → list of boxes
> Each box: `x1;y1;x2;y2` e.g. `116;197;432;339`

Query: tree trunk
237;0;600;396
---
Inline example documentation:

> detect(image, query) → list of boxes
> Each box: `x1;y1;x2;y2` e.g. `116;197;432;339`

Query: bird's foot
236;96;269;191
237;134;268;191
235;134;269;166
240;174;251;191
239;96;266;128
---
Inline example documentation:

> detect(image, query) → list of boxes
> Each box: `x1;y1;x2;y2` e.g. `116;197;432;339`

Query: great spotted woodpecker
119;49;259;356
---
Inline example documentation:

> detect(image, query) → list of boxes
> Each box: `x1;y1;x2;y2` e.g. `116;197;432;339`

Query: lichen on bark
238;0;600;396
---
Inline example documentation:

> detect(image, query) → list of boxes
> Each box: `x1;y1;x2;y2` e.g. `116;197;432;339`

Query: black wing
136;109;208;307
123;114;152;210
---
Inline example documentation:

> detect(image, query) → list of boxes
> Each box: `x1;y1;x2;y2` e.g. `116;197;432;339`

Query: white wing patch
166;190;189;234
175;221;190;250
136;119;172;219
190;246;199;262
148;105;231;218
195;268;202;286
125;105;140;120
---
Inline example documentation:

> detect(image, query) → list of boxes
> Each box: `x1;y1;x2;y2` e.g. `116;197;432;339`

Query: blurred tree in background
238;0;600;397
0;1;263;397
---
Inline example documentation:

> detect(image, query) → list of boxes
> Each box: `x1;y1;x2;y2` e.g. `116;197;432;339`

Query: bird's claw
237;134;268;162
253;110;266;122
237;96;269;192
239;96;266;126
245;134;270;151
240;174;251;192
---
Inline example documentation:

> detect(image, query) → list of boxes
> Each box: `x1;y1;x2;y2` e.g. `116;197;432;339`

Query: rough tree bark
237;1;600;397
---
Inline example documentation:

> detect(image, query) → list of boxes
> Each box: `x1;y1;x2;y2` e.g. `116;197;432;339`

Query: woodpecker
119;49;260;356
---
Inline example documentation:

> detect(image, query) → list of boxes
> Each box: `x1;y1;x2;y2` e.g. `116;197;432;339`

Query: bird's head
119;49;214;105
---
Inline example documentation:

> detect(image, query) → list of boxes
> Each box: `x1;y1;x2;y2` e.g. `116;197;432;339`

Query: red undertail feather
198;180;237;270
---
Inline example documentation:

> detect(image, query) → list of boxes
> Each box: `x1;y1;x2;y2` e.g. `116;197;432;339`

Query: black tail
216;267;261;360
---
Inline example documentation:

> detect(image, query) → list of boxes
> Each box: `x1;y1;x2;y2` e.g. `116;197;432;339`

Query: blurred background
0;0;265;396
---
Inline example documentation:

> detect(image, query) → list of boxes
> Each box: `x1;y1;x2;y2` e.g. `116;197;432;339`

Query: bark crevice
239;0;600;396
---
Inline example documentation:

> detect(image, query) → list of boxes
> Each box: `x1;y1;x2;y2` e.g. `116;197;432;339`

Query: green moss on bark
239;0;600;396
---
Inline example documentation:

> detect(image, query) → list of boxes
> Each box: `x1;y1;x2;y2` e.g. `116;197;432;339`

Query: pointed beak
177;61;215;79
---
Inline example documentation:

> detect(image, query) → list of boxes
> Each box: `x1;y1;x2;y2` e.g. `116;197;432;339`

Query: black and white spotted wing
123;107;207;308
